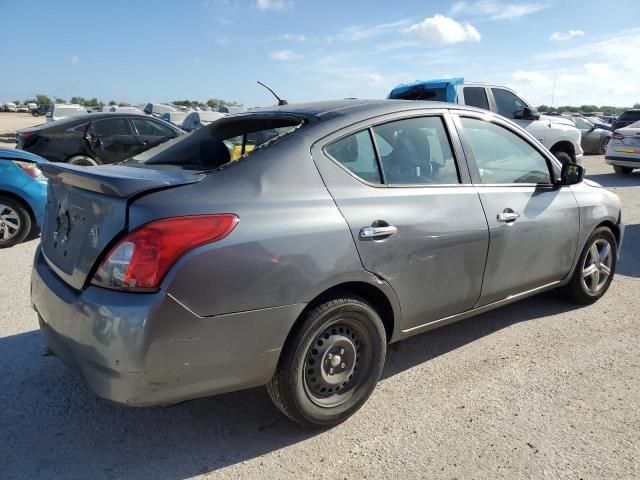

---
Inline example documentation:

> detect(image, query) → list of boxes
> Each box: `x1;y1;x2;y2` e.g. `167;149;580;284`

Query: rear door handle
359;225;398;238
497;210;520;222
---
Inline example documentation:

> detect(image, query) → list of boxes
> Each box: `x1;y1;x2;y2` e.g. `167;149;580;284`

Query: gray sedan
574;116;612;154
31;100;623;427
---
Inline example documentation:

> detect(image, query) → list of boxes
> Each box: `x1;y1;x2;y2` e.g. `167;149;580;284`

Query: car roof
0;148;48;163
249;98;488;123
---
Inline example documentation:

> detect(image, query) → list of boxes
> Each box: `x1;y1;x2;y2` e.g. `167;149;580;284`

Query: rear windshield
389;86;447;101
619;111;640;121
124;114;305;169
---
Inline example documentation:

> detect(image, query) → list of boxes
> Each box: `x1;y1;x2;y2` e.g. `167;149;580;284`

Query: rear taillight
611;132;624;140
13;160;46;181
92;214;238;291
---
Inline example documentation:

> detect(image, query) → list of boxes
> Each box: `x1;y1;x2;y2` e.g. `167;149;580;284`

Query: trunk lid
39;162;205;290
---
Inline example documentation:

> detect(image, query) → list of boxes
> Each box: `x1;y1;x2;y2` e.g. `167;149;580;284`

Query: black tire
267;295;387;427
67;155;100;166
613;165;633;175
561;226;617;305
0;195;32;248
599;137;610;155
553;150;573;164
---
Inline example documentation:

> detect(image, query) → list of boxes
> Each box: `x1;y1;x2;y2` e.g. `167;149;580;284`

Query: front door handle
359;225;398;239
497;210;520;223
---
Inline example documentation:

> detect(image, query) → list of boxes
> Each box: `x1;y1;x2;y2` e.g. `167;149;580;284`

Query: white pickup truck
388;78;583;164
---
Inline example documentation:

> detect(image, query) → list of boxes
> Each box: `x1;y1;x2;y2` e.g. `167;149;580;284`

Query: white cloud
70;55;80;64
257;0;287;11
549;30;585;41
406;15;481;45
269;49;302;61
506;30;640;106
327;19;412;43
280;33;307;42
450;1;544;20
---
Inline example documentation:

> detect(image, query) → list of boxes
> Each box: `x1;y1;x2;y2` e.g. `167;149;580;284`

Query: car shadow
0;133;16;144
617;223;640;278
586;171;640;188
2;290;586;479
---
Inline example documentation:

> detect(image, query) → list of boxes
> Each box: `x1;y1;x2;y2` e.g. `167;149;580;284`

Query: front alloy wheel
562;226;617;304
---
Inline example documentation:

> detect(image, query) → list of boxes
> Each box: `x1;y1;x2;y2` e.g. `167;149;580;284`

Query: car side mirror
514;107;540;120
560;162;584;186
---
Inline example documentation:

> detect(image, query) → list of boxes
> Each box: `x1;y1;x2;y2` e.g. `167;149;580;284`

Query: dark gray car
574;116;612;154
31;100;623;427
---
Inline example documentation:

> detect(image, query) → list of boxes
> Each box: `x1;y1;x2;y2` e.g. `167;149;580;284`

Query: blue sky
1;0;639;107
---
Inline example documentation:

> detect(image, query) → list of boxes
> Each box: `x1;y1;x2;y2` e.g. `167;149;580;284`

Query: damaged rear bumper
31;247;304;406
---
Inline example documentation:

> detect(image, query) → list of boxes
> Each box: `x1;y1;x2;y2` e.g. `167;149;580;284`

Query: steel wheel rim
303;319;372;408
581;238;613;294
0;204;21;241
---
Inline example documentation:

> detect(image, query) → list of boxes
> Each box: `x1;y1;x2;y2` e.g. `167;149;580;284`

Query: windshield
124;114;305;169
389;85;447;101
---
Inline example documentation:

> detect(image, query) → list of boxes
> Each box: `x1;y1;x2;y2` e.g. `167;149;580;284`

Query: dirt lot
1;113;639;478
0;112;45;147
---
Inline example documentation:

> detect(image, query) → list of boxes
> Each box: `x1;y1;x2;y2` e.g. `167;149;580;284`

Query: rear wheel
599;137;610;155
562;226;616;304
0;196;32;248
613;165;633;174
267;295;387;427
67;155;100;166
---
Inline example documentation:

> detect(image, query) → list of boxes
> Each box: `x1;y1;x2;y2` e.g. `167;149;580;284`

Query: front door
313;113;489;331
455;114;580;305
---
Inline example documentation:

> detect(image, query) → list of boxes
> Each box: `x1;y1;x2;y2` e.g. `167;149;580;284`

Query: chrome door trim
400;280;561;335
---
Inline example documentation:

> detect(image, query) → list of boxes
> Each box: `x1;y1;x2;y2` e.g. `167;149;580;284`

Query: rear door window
325;130;382;184
92;118;130;136
372;116;459;185
463;87;489;110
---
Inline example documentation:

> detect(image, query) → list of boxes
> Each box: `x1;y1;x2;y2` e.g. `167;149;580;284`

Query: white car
605;120;640;174
181;111;226;131
144;103;178;117
46;104;86;123
16;105;29;113
388;79;584;164
4;102;17;112
159;111;190;129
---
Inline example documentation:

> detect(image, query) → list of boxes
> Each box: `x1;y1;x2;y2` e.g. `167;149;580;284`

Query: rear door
312;111;489;331
453;112;580;305
89;117;139;164
129;117;178;154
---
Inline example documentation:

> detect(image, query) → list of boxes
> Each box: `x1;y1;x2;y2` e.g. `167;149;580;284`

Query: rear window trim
322;113;463;188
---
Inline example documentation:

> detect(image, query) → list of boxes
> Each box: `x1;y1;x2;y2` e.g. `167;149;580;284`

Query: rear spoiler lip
40;162;206;198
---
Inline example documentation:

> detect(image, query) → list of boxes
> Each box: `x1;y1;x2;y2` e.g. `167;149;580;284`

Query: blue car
0;148;48;247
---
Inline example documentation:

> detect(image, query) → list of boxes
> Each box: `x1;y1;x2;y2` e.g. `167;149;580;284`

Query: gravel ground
1;143;639;478
0;112;44;146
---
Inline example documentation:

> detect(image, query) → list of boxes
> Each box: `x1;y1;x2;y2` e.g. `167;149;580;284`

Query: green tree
84;98;99;107
70;96;86;105
12;99;20;105
54;97;66;104
35;94;52;105
108;100;117;106
118;102;131;107
633;103;640;109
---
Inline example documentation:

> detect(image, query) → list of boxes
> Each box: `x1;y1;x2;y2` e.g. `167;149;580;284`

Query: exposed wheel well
0;191;35;222
596;219;621;247
550;140;575;158
291;282;395;344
